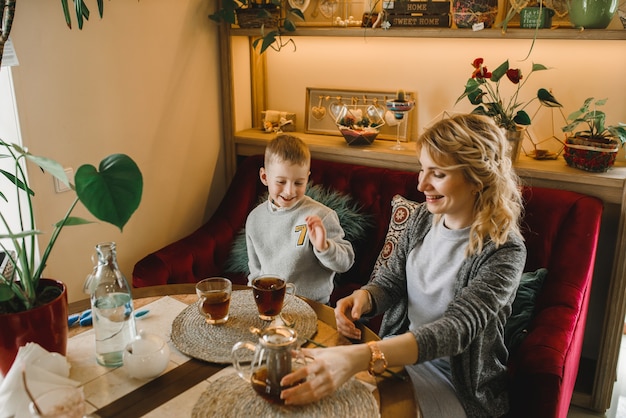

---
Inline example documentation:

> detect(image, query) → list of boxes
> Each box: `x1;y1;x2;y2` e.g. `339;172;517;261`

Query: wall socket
54;167;74;193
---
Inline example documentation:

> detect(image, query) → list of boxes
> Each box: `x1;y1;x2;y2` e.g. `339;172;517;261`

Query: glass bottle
84;242;136;367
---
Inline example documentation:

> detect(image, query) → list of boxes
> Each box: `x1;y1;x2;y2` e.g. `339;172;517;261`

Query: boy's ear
259;167;268;186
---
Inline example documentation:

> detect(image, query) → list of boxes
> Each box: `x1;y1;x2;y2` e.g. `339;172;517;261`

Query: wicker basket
236;7;279;28
563;137;619;173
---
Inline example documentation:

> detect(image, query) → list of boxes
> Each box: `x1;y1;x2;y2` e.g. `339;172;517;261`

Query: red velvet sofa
133;154;603;418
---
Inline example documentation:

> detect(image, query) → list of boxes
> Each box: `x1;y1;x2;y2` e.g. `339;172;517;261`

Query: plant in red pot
0;140;143;375
562;98;626;172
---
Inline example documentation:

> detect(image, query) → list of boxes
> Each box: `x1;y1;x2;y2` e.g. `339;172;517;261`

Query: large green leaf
75;154;143;232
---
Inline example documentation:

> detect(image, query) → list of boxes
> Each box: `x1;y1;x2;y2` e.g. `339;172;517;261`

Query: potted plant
456;57;561;161
0;139;143;374
562;97;626;172
209;0;305;53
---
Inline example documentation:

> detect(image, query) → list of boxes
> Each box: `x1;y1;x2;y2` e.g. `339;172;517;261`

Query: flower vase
505;126;525;163
453;0;498;28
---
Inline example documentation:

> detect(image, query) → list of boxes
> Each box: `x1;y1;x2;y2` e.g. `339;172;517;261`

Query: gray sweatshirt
246;196;355;303
364;203;526;417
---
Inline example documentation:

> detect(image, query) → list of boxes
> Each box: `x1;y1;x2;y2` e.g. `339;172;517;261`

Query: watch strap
367;341;388;376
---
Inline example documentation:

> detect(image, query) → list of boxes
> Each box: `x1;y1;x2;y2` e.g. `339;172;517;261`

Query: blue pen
134;309;150;319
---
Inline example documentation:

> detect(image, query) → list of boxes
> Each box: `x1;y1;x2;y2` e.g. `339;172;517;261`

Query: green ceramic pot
569;0;618;29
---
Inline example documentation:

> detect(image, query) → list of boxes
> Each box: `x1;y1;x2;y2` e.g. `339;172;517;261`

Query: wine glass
385;95;415;151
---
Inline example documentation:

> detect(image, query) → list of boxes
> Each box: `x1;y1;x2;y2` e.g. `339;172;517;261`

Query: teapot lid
258;325;297;347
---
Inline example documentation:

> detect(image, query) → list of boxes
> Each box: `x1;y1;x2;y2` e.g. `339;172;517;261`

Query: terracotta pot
0;279;69;376
563;136;619;172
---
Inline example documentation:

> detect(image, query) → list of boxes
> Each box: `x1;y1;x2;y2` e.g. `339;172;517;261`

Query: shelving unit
219;20;626;413
232;26;626;40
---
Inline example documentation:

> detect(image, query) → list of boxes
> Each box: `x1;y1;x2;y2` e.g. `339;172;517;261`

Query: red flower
471;58;492;79
457;58;552;130
506;68;523;84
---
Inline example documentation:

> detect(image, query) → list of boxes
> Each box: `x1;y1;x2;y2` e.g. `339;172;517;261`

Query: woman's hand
334;290;372;340
280;345;369;405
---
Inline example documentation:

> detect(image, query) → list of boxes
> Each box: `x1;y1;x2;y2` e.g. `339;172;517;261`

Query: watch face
373;359;386;374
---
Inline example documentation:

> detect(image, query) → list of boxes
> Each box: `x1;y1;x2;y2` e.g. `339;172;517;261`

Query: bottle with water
84;242;136;367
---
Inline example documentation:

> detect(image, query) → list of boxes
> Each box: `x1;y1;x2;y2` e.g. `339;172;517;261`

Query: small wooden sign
383;1;451;15
388;14;451;27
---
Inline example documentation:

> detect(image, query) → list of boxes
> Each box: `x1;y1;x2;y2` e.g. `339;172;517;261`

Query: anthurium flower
456;58;558;131
506;68;522;84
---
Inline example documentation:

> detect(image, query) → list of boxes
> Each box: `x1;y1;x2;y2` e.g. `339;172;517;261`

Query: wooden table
69;284;418;418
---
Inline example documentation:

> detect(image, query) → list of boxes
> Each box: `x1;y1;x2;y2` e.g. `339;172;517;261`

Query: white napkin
0;343;79;418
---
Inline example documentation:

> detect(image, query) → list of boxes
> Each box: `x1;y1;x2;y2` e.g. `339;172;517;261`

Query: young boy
245;134;355;304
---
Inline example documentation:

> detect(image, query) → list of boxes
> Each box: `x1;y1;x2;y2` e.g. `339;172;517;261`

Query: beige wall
261;36;626;157
9;1;224;303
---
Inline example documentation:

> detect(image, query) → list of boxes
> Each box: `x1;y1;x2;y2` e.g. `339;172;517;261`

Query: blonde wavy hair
417;114;523;256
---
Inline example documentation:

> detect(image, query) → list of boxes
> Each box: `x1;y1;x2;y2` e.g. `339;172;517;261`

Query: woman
279;114;527;417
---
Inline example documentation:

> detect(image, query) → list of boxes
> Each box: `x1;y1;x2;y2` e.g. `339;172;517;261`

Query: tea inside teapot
232;325;301;403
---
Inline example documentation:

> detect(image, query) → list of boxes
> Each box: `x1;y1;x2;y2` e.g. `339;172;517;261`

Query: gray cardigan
363;203;526;417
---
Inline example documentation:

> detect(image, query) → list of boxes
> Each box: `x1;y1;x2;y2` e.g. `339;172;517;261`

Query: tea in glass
251;276;295;321
196;277;232;324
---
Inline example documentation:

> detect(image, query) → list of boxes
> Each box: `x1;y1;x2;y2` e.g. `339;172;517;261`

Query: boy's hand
305;215;328;252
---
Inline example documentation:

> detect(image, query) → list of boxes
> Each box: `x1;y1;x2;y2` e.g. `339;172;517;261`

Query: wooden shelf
235;129;419;171
230;27;626;41
236;128;626;201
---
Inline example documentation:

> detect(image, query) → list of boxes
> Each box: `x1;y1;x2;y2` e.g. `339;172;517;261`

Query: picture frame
305;87;416;142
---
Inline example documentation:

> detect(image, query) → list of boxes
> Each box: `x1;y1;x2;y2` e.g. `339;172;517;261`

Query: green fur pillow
505;268;548;353
223;184;372;274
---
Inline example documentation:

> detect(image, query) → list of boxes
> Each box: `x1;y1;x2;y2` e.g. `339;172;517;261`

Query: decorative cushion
505;268;548;353
223;184;373;274
370;194;420;279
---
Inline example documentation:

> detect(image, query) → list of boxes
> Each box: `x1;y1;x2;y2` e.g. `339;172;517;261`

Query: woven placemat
171;289;317;364
191;371;380;418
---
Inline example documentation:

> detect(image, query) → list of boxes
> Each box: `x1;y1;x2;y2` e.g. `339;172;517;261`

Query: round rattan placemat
191;370;380;418
171;289;317;364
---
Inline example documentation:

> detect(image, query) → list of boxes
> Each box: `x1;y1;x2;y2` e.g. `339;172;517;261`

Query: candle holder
386;94;415;151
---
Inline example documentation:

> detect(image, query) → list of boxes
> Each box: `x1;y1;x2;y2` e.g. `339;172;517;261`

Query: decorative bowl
123;330;170;379
334;104;385;146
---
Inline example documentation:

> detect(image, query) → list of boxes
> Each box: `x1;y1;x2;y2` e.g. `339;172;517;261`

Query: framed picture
305;87;416;142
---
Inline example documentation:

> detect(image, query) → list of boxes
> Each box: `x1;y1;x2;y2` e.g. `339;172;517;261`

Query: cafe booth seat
133;154;603;418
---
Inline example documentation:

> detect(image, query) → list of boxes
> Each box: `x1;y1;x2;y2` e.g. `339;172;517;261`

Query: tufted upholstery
133;154;603;418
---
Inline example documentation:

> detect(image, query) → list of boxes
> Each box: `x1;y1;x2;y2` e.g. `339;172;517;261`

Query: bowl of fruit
335;104;385;146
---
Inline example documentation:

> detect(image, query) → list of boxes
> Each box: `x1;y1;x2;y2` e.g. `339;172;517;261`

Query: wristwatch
367;341;388;376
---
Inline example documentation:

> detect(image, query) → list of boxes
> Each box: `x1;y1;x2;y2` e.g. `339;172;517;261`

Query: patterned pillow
370;195;420;279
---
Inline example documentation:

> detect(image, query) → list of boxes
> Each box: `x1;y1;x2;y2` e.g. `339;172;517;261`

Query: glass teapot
231;325;300;403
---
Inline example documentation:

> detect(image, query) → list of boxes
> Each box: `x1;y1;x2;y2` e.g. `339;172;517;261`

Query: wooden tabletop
69;284;417;418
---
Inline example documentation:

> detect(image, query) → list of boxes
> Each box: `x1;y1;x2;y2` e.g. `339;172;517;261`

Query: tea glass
196;277;232;324
28;386;86;418
251;275;295;321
